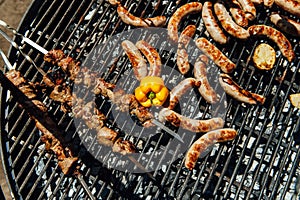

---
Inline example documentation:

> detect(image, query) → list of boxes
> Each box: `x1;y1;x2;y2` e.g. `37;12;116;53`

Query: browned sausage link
177;25;196;74
136;40;162;77
108;0;120;6
121;40;148;81
270;13;300;37
214;2;250;40
227;0;249;27
202;2;228;44
167;2;202;42
236;0;256;20
194;55;219;104
168;78;201;109
251;0;263;4
264;0;275;7
219;73;266;104
117;4;166;27
248;25;295;62
158;108;224;133
195;37;236;73
185;128;237;170
274;0;300;17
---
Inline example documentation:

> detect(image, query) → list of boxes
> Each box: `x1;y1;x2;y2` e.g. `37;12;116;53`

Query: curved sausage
264;0;275;7
248;25;295;62
168;78;201;109
227;0;249;27
177;25;196;74
270;13;300;37
167;2;202;42
274;0;300;17
185;128;238;170
219;73;266;104
202;1;228;44
117;4;166;27
214;2;250;40
194;55;219;104
195;37;236;73
158;108;224;133
121;40;148;81
135;40;162;77
236;0;256;20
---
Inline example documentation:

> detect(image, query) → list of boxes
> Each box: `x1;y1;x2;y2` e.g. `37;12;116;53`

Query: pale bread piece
253;43;276;70
290;94;300;108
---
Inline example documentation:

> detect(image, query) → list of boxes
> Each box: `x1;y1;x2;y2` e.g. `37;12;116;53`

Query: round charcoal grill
1;0;300;199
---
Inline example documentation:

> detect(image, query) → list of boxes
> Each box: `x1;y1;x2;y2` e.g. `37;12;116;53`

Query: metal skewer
0;20;184;143
0;50;97;200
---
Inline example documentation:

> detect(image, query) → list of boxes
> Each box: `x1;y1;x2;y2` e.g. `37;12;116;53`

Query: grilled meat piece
112;138;136;155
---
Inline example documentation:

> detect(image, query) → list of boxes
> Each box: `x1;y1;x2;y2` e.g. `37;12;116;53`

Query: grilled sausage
248;25;295;62
117;4;166;27
202;1;228;44
168;78;201;109
251;0;263;4
194;55;219;104
214;2;250;40
121;40;148;81
158;108;224;133
227;0;248;27
185;128;238;170
219;73;266;104
136;40;162;77
167;2;202;42
274;0;300;17
270;13;300;37
264;0;275;7
195;37;236;73
236;0;256;20
177;25;196;74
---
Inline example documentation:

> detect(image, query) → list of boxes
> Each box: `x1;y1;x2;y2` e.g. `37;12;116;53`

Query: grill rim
0;0;300;199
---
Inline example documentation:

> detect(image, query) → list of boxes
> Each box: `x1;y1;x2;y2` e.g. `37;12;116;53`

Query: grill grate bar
1;0;300;199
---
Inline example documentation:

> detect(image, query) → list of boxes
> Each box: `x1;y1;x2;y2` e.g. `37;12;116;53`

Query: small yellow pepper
135;76;169;107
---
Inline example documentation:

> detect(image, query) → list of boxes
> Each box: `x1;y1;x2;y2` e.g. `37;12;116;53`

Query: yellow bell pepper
135;76;169;107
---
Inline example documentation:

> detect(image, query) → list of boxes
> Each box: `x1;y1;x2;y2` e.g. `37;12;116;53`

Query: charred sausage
274;0;300;17
227;0;249;27
136;40;162;77
185;128;238;170
117;4;166;27
248;25;295;62
195;37;236;73
202;1;228;44
167;2;202;42
158;108;224;133
121;40;148;81
214;2;250;40
270;13;300;37
168;78;201;109
194;55;219;104
236;0;256;20
177;25;196;74
219;73;266;104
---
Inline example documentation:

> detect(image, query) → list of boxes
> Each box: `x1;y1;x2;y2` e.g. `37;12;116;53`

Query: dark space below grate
0;0;300;199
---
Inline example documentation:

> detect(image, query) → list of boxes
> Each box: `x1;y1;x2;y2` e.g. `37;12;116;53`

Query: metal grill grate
1;0;300;199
